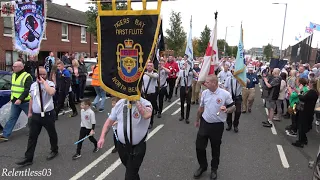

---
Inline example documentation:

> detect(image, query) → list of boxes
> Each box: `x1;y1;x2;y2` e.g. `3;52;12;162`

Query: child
72;99;98;160
111;97;120;153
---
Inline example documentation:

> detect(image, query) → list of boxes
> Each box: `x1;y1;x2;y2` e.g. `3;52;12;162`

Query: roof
47;2;87;26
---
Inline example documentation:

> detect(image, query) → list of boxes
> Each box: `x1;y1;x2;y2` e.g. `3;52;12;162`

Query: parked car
84;58;97;90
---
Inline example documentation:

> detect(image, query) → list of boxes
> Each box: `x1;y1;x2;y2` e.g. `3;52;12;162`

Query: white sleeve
90;110;96;125
200;91;206;107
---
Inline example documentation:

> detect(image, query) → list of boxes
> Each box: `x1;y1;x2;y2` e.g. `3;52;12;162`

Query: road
0;86;317;180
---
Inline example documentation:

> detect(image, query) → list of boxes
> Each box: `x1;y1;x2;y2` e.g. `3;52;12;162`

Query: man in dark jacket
78;56;87;100
55;61;71;120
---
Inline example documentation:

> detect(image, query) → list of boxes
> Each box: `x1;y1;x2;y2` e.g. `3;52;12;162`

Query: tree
86;3;127;37
217;39;231;56
263;44;273;60
165;11;187;56
192;37;200;57
198;25;211;56
231;46;238;57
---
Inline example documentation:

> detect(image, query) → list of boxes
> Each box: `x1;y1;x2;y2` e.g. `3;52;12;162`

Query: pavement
0;87;318;180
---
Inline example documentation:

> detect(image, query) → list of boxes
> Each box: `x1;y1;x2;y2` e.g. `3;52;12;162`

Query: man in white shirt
157;59;170;118
142;61;158;129
217;64;232;86
97;97;152;180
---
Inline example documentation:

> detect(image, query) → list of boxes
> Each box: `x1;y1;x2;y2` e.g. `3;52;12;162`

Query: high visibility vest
11;72;31;101
91;65;100;86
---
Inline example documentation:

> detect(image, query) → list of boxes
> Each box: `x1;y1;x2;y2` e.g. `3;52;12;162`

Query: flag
185;15;193;71
310;22;320;32
295;36;299;41
198;12;218;82
13;0;47;56
152;19;165;71
306;26;314;34
233;24;246;87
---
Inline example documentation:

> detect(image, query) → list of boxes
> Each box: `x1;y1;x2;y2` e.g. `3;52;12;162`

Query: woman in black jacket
292;79;318;148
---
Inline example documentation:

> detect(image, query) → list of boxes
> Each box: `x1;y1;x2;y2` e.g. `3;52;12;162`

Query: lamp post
272;2;287;59
224;26;233;57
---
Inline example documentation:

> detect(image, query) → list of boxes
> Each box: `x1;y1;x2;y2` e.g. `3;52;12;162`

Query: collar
209;87;220;95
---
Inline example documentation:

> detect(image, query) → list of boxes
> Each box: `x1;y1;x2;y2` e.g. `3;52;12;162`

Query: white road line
162;99;180;113
70;100;178;180
260;89;262;92
94;124;164;180
262;99;265;104
171;104;187;115
264;108;277;135
177;102;181;105
276;145;290;168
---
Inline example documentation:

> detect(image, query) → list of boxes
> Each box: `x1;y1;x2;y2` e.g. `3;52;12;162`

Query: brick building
0;1;97;71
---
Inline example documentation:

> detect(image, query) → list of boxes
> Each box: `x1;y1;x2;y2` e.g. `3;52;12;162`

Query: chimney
65;3;71;8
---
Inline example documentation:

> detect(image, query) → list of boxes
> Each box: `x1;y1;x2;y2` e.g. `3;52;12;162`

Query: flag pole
35;57;45;117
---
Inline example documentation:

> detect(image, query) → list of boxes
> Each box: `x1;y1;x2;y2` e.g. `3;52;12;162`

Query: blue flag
310;22;320;32
234;24;246;87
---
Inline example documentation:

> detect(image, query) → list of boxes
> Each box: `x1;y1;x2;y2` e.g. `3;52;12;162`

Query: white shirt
80;108;96;129
178;69;194;87
224;76;242;97
109;98;151;145
200;88;233;123
142;72;158;94
217;71;232;83
30;80;55;113
158;68;168;87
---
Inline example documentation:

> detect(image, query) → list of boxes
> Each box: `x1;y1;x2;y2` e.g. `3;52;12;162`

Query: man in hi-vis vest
0;61;32;141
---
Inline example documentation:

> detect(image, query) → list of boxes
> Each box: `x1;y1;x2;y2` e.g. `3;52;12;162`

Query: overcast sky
53;0;320;50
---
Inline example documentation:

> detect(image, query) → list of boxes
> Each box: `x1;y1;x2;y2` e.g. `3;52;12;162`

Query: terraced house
0;0;97;71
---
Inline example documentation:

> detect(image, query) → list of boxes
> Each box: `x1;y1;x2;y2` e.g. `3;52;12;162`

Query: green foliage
165;11;187;56
197;25;211;56
192;38;200;57
85;3;127;37
263;44;273;60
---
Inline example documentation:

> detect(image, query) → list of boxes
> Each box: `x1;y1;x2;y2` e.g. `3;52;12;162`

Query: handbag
296;101;305;111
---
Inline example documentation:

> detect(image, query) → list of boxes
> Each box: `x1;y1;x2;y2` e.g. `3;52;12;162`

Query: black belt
32;110;55;116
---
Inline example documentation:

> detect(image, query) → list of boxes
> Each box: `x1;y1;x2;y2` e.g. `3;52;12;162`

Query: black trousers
157;86;168;114
55;91;67;116
68;91;77;113
72;84;80;102
291;113;298;132
79;75;86;99
145;93;157;125
118;141;146;180
167;78;176;100
227;99;242;128
180;86;192;119
76;127;97;154
196;117;224;171
25;110;58;161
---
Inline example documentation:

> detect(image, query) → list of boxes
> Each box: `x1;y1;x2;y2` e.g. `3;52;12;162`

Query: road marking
276;145;290;168
94;124;164;180
171;104;187;115
162;99;180;113
260;89;262;92
259;84;261;88
265;108;277;135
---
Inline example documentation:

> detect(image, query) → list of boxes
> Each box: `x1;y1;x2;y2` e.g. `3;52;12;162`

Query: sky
53;0;320;50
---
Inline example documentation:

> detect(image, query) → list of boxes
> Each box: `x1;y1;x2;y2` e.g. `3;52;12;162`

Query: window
3;17;12;35
61;23;68;40
81;27;86;42
93;36;98;44
5;51;26;71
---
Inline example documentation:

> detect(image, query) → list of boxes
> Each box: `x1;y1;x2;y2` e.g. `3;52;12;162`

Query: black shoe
226;126;232;131
148;124;153;129
93;147;99;153
263;122;272;128
0;135;8;142
185;119;190;124
248;109;251;113
292;141;304;148
262;121;269;125
191;102;195;105
72;154;81;160
179;117;184;121
157;113;161;118
234;127;239;133
46;151;58;160
242;111;246;113
16;158;33;166
193;167;207;179
111;148;117;153
285;125;292;131
210;170;217;180
283;114;290;119
71;112;78;117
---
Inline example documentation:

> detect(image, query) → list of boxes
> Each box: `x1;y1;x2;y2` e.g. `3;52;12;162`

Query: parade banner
234;24;246;87
0;101;28;132
97;0;162;100
13;0;47;56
